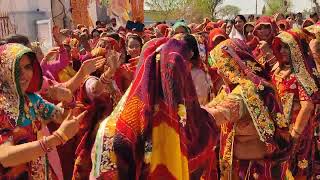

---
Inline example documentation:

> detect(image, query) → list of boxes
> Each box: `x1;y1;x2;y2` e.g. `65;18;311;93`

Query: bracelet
53;131;67;144
39;136;53;153
55;130;69;142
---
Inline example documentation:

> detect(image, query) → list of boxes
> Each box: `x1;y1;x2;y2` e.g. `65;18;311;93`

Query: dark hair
107;33;121;41
96;20;102;26
248;14;255;19
5;34;30;46
235;15;247;24
286;13;295;19
125;34;143;48
226;19;235;25
310;12;318;18
91;29;102;38
183;34;200;66
125;35;143;62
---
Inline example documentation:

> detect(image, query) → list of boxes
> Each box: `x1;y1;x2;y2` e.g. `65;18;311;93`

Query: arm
62;56;106;93
42;45;70;71
291;100;314;138
0;111;86;167
0;135;61;167
203;94;245;126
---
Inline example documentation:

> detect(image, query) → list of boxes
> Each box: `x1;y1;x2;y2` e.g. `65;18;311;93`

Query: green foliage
217;5;241;19
263;0;292;15
145;0;224;22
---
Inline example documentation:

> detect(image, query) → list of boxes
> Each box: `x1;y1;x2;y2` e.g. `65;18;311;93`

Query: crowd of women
1;11;320;180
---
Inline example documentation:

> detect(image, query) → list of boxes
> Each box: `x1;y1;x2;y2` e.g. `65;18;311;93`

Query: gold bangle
55;130;69;142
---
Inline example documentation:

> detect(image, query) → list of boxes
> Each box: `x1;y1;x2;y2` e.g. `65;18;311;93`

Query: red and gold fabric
91;38;219;179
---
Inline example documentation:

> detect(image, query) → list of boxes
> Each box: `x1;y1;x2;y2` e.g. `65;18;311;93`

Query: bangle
55;130;69;142
53;131;66;144
39;136;52;153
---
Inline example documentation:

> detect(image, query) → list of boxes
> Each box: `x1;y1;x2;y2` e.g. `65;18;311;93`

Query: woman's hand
43;47;60;62
80;56;106;76
52;26;63;46
57;110;87;140
46;85;73;103
106;50;121;72
258;41;273;54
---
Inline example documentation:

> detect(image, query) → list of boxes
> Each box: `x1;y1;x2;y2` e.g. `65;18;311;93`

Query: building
0;0;108;47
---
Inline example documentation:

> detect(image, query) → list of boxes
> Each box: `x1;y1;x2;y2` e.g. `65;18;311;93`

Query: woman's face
235;17;245;33
256;24;272;41
244;25;254;41
226;22;233;35
286;16;295;26
175;26;187;34
19;55;34;93
126;38;141;58
279;42;290;65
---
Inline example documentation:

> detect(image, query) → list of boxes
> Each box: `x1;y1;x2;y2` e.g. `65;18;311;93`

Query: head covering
156;24;169;36
305;24;320;40
302;18;316;28
276;19;290;31
253;16;279;43
210;39;283;143
91;39;218;179
173;20;191;34
205;22;219;32
229;25;245;40
272;30;320;100
208;28;228;51
0;43;42;122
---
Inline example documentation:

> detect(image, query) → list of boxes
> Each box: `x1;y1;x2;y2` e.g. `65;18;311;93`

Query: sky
221;0;313;14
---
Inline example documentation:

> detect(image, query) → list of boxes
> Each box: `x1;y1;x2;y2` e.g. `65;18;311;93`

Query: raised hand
57;110;87;140
52;25;63;46
45;85;73;103
80;56;106;76
43;47;60;62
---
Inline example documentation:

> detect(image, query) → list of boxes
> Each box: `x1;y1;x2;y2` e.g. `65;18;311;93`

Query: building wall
0;0;52;40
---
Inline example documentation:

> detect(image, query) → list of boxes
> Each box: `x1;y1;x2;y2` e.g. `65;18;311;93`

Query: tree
216;5;240;19
263;0;292;15
144;0;185;21
145;0;224;22
311;0;320;14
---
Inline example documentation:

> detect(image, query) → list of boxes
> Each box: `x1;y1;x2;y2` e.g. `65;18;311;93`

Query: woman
0;43;86;179
155;23;169;38
224;20;235;36
243;22;255;42
207;28;229;95
208;28;228;52
91;37;219;179
272;30;320;179
229;15;246;40
277;19;290;32
72;50;122;180
186;33;214;105
114;34;143;93
252;16;279;69
204;39;292;179
41;26;76;83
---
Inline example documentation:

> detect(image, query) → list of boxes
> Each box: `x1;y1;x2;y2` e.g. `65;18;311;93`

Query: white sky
221;0;313;14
